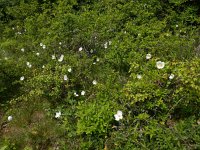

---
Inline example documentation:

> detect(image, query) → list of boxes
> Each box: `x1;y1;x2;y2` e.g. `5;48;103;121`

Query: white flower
74;92;79;97
26;62;32;68
42;45;46;49
96;58;100;62
40;43;43;46
137;74;142;79
81;90;85;96
64;75;68;81
12;27;15;30
146;53;151;60
104;42;108;49
8;116;13;121
4;57;8;60
169;74;175;80
52;55;56;60
176;25;178;28
92;80;97;85
79;47;83;51
93;62;96;65
68;67;72;73
156;61;165;69
114;110;123;121
36;52;40;56
42;65;45;68
55;111;61;118
21;48;25;52
20;76;24;81
59;42;62;45
58;54;64;62
109;41;112;45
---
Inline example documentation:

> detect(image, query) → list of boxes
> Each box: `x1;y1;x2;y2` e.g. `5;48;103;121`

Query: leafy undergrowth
0;0;200;149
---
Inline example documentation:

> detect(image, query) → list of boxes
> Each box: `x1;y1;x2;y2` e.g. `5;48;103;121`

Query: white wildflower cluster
156;61;165;69
74;91;86;97
114;110;123;121
55;111;61;118
26;62;32;68
58;54;64;62
137;74;142;79
20;76;24;81
40;43;46;49
8;116;13;121
104;42;108;49
74;92;79;97
81;90;85;96
79;47;83;51
104;40;112;49
52;55;56;60
64;75;68;81
146;54;151;60
21;48;25;52
169;74;175;80
92;80;97;85
68;67;72;73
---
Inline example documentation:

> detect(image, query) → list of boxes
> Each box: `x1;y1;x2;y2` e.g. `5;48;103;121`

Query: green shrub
0;0;199;149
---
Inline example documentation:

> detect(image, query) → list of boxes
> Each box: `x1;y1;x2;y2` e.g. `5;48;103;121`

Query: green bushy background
0;0;200;149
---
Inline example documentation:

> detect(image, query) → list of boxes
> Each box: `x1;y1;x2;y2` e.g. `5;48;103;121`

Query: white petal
79;47;83;51
55;111;61;118
20;76;24;81
52;55;56;60
92;80;97;85
74;92;79;97
64;75;68;81
8;116;13;121
58;55;64;62
104;42;108;49
137;74;142;79
169;74;175;80
68;68;72;72
114;114;120;121
146;54;151;59
81;91;85;96
156;61;165;69
117;110;123;116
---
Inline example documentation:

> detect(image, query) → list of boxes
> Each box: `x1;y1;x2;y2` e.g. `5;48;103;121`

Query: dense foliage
0;0;200;149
